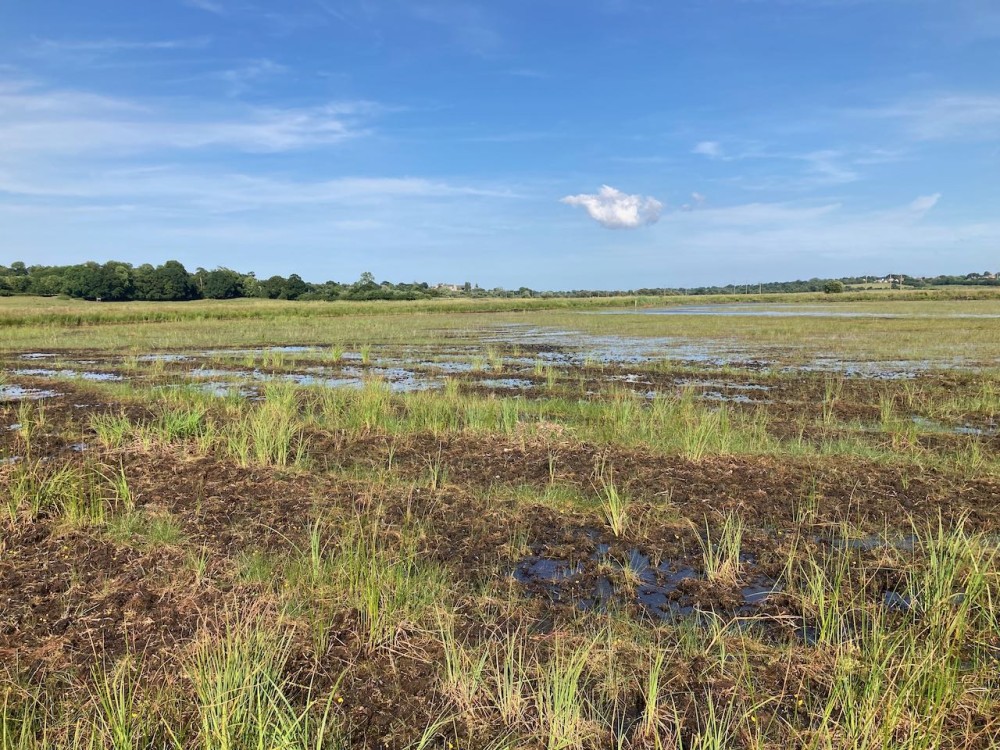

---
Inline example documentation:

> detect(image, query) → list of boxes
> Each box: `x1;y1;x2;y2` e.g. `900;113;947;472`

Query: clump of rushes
58;465;105;528
155;405;207;443
425;446;448;490
4;460;84;524
795;545;854;646
822;376;844;426
285;515;449;653
88;656;153;750
186;618;343;749
440;617;489;714
220;383;307;467
15;400;44;457
598;467;631;538
487;347;504;373
634;648;669;745
90;411;137;449
699;512;744;584
535;639;594;750
340;523;448;652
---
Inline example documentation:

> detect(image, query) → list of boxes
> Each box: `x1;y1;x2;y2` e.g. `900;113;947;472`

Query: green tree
135;261;197;301
354;271;377;290
201;268;243;299
61;262;102;299
282;273;310;300
260;275;288;299
823;280;845;294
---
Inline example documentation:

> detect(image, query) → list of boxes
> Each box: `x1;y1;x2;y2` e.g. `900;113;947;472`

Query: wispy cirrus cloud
183;0;226;14
409;3;504;57
864;93;1000;141
661;194;986;274
30;36;211;55
693;140;723;158
909;193;942;216
0;78;380;155
0;167;518;211
673;200;843;227
693;139;862;191
215;59;288;96
0;75;519;229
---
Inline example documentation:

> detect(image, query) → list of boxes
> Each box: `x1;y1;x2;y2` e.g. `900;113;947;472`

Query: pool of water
606;304;1000;319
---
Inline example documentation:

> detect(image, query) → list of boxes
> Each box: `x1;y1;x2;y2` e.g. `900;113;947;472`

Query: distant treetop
0;260;996;301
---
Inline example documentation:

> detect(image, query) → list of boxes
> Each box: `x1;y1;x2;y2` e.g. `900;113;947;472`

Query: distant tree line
0;259;997;301
0;261;468;302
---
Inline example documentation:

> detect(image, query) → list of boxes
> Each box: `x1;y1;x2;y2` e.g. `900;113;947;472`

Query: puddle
702;391;759;404
911;416;999;437
0;385;61;401
742;576;781;605
201;345;321;357
425;361;478;373
189;365;439;393
612;305;1000;320
0;456;22;466
611;374;654;385
482;324;760;367
137;353;191;362
792;359;956;380
479;378;535;390
13;368;125;382
797;624;820;646
678;379;771;392
514;545;777;623
826;534;918;552
483;324;965;378
7;423;21;431
513;557;584;584
635;563;700;619
20;353;58;360
882;591;913;612
196;383;253;398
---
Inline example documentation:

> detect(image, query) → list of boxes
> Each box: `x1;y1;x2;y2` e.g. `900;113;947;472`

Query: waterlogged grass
699;513;744;585
2;294;1000;749
60;368;1000;480
2;483;999;748
3;291;1000;361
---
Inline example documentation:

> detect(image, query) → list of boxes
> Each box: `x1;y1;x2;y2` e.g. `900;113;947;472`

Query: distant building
434;283;463;292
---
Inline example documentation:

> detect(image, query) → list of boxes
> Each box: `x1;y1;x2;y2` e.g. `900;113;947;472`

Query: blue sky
1;1;998;289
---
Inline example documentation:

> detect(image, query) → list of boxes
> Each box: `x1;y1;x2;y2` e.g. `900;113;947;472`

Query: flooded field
1;294;999;749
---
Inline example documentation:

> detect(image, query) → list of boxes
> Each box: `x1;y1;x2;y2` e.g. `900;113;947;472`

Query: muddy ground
1;343;999;748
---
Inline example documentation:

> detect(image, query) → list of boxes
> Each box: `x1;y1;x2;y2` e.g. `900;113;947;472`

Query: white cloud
31;37;210;55
184;0;226;14
681;192;707;211
801;150;859;184
0;79;378;155
409;4;503;57
673;201;842;226
865;94;1000;141
216;59;288;96
693;141;722;158
909;193;941;215
0;166;517;212
561;185;663;229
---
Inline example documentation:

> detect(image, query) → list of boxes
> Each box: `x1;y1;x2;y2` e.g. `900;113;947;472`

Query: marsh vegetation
1;292;999;749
